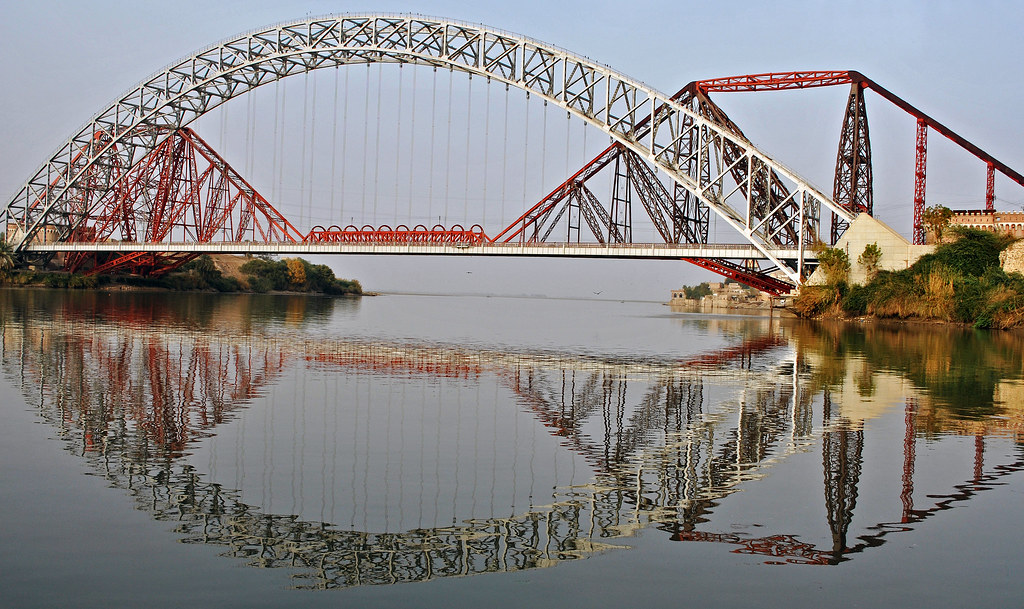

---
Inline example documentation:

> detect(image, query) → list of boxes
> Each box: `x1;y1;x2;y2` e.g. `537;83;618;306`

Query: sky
2;0;1023;300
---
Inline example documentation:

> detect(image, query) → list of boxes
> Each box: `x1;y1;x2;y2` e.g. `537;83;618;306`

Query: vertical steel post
913;119;928;245
986;163;996;211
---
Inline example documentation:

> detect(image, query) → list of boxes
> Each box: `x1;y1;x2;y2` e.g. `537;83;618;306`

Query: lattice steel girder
683;257;794;295
3;14;851;284
831;83;873;243
570;186;609;244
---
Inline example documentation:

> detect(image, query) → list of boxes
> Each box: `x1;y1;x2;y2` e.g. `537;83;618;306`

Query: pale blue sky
2;1;1022;298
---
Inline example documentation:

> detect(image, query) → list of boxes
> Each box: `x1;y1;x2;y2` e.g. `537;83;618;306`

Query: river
1;288;1021;608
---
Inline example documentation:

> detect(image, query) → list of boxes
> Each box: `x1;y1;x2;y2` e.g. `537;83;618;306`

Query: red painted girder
986;163;996;211
695;71;854;92
683;257;794;296
84;251;149;276
848;72;1024;190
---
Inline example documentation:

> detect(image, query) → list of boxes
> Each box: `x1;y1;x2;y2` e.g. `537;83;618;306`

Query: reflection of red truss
60;332;287;458
672;531;835;565
66;127;301;276
305;224;489;245
679;333;787;369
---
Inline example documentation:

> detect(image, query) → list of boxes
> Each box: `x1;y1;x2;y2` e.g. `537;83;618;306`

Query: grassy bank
0;255;362;297
794;228;1024;329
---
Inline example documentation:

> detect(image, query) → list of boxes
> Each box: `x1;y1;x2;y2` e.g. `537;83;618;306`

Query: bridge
4;15;1023;293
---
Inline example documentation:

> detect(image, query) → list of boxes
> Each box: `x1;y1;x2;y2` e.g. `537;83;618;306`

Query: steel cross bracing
3;14;851;286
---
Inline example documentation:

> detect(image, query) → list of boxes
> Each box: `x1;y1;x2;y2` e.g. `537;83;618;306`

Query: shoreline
0;281;368;298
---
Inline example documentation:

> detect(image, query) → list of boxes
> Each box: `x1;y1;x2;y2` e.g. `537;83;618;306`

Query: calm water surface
1;289;1022;608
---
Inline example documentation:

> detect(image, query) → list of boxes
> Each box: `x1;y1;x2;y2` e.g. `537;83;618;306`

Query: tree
0;237;14;281
189;255;218;279
815;244;851;285
857;242;882;281
922;205;954;243
285;258;306;287
682;282;712;300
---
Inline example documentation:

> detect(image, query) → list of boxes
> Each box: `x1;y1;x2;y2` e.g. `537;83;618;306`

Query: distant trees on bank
677;282;713;300
0;252;362;297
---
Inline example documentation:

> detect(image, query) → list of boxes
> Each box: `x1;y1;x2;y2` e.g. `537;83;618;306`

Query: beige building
944;210;1024;242
6;223;66;245
670;281;770;307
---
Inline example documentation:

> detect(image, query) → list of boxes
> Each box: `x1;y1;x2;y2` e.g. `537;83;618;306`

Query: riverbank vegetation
0;251;362;297
236;256;361;295
794;228;1023;328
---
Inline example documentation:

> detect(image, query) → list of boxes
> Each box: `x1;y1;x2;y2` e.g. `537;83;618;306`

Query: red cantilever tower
694;70;1024;245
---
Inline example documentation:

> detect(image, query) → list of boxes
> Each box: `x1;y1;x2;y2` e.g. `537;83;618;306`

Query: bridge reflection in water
1;291;1022;588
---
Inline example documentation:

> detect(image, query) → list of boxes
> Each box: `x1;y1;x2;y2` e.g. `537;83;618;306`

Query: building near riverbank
947;210;1024;241
670;280;772;309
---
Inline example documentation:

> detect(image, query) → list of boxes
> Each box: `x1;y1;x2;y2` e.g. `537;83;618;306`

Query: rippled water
1;289;1022;608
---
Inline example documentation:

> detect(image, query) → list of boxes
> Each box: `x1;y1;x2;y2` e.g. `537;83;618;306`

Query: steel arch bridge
2;13;855;287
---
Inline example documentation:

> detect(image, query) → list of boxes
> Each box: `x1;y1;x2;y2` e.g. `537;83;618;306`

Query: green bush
933;228;1008;277
247;275;273;293
209;275;242;293
43;273;70;288
842;284;871;316
325;278;362;295
812;227;1024;326
793;282;847;318
240;258;289;291
68;274;98;289
239;257;361;295
952;274;987;323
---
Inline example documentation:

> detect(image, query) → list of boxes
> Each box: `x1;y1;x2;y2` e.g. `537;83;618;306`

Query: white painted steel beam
25;241;805;260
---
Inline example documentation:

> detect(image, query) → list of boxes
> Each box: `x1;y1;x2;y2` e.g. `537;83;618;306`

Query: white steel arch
2;14;852;283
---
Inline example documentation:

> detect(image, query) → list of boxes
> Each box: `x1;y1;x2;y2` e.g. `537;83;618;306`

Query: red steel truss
683;258;794;296
693;70;1024;245
986;163;996;211
65;127;302;276
695;70;855;93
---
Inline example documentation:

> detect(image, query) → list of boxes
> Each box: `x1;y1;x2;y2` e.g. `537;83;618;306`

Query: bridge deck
25;241;805;260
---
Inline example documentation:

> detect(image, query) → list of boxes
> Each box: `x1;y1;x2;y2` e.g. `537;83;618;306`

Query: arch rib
3;14;852;284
